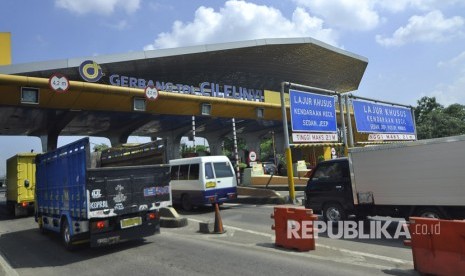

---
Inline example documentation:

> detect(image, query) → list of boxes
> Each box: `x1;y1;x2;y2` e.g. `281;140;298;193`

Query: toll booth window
21;87;39;104
205;163;214;179
170;166;179;180
179;165;189;180
189;164;200;180
213;162;234;178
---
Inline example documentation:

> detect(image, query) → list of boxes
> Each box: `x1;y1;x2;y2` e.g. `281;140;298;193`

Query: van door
305;160;352;212
211;161;235;189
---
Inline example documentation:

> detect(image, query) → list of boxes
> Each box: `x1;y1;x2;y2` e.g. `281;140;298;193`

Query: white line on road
316;244;411;265
187;218;413;267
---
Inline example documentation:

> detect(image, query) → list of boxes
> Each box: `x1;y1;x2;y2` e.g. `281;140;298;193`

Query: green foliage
415;96;443;124
276;153;286;165
93;143;110;152
260;138;273;161
415;97;465;139
181;144;210;155
222;137;246;157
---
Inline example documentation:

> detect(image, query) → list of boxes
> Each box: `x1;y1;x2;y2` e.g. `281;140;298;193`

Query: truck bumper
304;202;322;213
90;219;160;247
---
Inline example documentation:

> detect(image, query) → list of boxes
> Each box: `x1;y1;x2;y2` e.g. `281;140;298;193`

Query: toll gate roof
0;37;368;93
0;37;368;146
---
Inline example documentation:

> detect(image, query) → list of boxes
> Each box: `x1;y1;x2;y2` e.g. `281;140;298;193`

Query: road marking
316;244;411;265
187;218;413;267
222;203;241;207
189;218;273;238
171;220;405;271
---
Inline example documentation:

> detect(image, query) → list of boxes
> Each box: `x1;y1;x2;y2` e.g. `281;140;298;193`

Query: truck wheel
181;194;193;211
61;219;75;250
323;203;346;222
416;208;442;219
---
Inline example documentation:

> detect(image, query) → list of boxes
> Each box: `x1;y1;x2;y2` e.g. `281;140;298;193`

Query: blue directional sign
352;100;415;134
289;89;337;133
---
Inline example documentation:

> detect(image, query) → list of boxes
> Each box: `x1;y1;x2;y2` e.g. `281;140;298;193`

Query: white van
169;156;238;210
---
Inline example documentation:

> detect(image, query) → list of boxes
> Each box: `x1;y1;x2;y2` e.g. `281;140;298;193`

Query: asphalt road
0;190;417;276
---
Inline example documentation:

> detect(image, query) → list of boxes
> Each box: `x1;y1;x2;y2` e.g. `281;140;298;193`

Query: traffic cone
213;203;225;234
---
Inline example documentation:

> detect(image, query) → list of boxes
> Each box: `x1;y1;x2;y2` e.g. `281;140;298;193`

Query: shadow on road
174;204;234;215
0;228;149;269
0;196;154;269
312;218;410;249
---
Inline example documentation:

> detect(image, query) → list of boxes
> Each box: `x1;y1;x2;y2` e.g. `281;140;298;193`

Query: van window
189;164;200;180
205;163;214;179
170;165;179;180
179;165;189;180
213;162;234;178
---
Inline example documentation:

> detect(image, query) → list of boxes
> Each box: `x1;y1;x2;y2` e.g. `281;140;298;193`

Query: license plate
206;181;216;188
120;217;142;229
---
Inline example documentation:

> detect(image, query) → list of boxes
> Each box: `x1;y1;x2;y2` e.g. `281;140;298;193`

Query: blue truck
35;138;171;249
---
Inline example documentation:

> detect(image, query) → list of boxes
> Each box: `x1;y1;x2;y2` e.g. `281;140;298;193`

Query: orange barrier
271;206;318;251
404;217;465;276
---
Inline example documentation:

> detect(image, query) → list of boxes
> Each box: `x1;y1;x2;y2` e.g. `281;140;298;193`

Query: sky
1;0;465;174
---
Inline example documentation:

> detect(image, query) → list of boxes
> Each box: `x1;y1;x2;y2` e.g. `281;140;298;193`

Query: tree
415;96;443;124
259;138;273;161
444;104;465;121
415;97;465;139
222;137;246;158
93;143;109;152
180;144;210;156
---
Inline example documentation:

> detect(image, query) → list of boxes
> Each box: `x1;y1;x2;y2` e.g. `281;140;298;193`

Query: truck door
305;160;352;211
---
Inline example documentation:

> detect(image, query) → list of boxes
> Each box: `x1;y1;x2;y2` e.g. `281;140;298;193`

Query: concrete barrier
250;175;308;187
271;206;317;251
405;217;465;276
159;207;188;228
232;187;286;205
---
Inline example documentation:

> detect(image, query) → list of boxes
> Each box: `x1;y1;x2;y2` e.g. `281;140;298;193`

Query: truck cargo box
86;165;171;218
349;135;465;206
6;153;37;216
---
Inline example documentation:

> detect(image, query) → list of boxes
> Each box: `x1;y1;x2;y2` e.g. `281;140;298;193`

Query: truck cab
305;158;354;221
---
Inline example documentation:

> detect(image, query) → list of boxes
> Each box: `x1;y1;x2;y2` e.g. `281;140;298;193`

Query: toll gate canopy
0;37;368;150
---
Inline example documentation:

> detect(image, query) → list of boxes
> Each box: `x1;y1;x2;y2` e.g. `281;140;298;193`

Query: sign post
248;150;257;167
281;82;339;203
345;95;355;147
280;82;295;203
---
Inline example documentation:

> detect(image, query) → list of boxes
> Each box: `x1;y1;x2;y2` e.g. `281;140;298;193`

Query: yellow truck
6;153;37;217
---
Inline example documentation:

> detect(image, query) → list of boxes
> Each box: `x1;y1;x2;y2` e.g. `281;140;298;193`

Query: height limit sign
145;86;159;101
